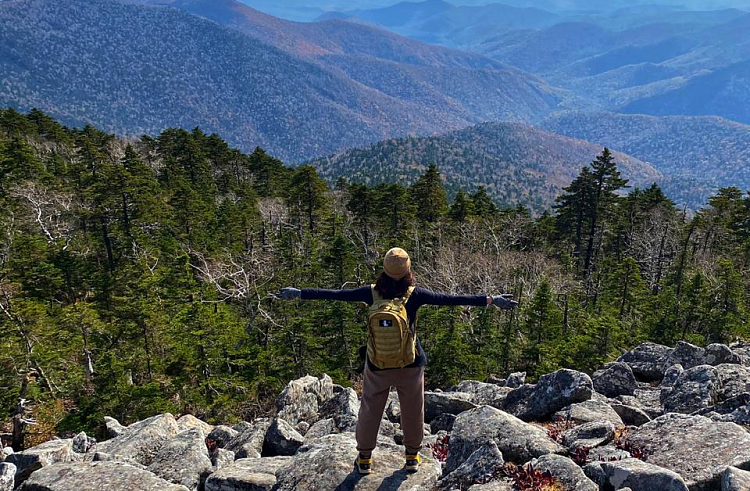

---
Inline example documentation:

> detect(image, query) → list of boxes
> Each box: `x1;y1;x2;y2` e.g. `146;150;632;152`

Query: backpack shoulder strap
402;286;416;302
370;284;381;303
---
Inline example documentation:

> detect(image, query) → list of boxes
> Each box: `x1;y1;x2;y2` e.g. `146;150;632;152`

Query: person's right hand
276;287;301;300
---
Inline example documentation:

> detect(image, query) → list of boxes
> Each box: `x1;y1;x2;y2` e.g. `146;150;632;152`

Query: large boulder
554;399;623;426
597;458;689;491
302;418;337;445
103;417;126;438
714;364;750;401
71;432;95;454
430;413;456;434
206;425;238;449
592;362;637;398
661;364;684;388
204;456;291;491
445;405;564;474
17;461;189;491
561;421;615;451
224;419;271;459
262;418;304;457
273;433;441;491
275;375;335;426
435;442;504;491
0;463;15;491
705;343;742;366
722;467;750;491
319;387;360;432
530;454;598;491
176;415;213;435
610;403;651;426
665;341;707;370
661;365;721;414
630;388;664;419
147;429;212;490
6;439;75;486
467;481;515;491
617;343;673;381
503;369;593;421
625;413;750;490
451;381;510;406
424;392;476;422
211;448;235;471
504;372;526;388
92;413;180;466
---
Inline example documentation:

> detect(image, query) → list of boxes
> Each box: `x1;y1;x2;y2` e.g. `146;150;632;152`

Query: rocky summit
4;340;750;491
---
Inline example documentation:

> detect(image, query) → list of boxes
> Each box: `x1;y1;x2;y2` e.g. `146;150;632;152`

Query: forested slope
1;110;748;445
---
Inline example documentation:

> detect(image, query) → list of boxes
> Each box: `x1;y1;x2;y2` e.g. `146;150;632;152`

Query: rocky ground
2;340;750;491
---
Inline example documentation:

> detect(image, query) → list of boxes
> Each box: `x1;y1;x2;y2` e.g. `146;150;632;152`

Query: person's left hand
276;287;301;300
491;294;518;310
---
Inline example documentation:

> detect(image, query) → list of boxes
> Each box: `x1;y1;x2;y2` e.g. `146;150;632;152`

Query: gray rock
303;418;337;445
1;448;12;460
554;399;624;426
722;467;750;491
177;415;213;435
661;364;684;388
504;372;526;388
262;418;304;456
0;463;15;491
424;392;477;422
503;369;592;421
275;374;335;426
610;403;651;426
90;451;146;469
72;432;95;454
530;454;598;491
452;381;510;406
617;342;673;381
730;341;750;366
430;413;456;434
665;341;706;370
599;458;689;491
583;461;606;487
586;444;631;462
716;405;750;426
93;413;180;466
319;387;360;432
17;461;189;491
6;438;74;486
625;413;750;490
274;433;441;491
714;364;750;401
467;480;515;491
225;419;271;459
435;442;504;491
204;456;291;491
147;429;212;491
705;343;742;366
445;405;564;474
206;425;239;449
632;388;664;418
211;448;235;470
385;392;401;423
561;421;615;451
103;416;126;438
661;365;721;414
593;362;637;398
295;421;310;435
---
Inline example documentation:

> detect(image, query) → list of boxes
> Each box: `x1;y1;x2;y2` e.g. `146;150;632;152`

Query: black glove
276;287;301;300
491;294;518;310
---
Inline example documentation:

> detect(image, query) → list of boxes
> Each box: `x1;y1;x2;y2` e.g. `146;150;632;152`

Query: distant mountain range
541;112;750;207
0;0;560;162
307;121;661;211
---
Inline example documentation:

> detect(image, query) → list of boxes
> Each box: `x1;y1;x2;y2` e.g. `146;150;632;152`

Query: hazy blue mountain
542;112;750;206
167;0;563;123
308;122;660;211
0;0;561;162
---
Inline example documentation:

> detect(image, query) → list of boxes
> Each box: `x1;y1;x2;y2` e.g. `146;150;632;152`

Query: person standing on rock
277;247;517;474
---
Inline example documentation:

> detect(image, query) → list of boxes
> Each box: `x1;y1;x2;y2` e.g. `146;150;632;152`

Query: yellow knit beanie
383;248;411;279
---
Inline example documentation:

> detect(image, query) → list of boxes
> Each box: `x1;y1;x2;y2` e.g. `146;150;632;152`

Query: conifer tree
410;165;447;223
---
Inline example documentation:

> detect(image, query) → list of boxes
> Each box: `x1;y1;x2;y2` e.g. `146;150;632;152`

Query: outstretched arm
276;286;373;304
413;288;517;309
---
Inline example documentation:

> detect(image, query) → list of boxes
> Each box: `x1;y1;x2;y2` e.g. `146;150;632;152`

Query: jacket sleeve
412;288;488;307
301;286;373;304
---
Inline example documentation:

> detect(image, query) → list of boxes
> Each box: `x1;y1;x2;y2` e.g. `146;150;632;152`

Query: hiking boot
405;453;422;472
356;453;373;475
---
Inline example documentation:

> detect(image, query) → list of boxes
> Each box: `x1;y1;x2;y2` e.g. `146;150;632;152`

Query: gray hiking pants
355;363;425;456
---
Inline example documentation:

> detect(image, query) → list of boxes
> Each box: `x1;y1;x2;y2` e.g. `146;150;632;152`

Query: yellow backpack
366;285;416;369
